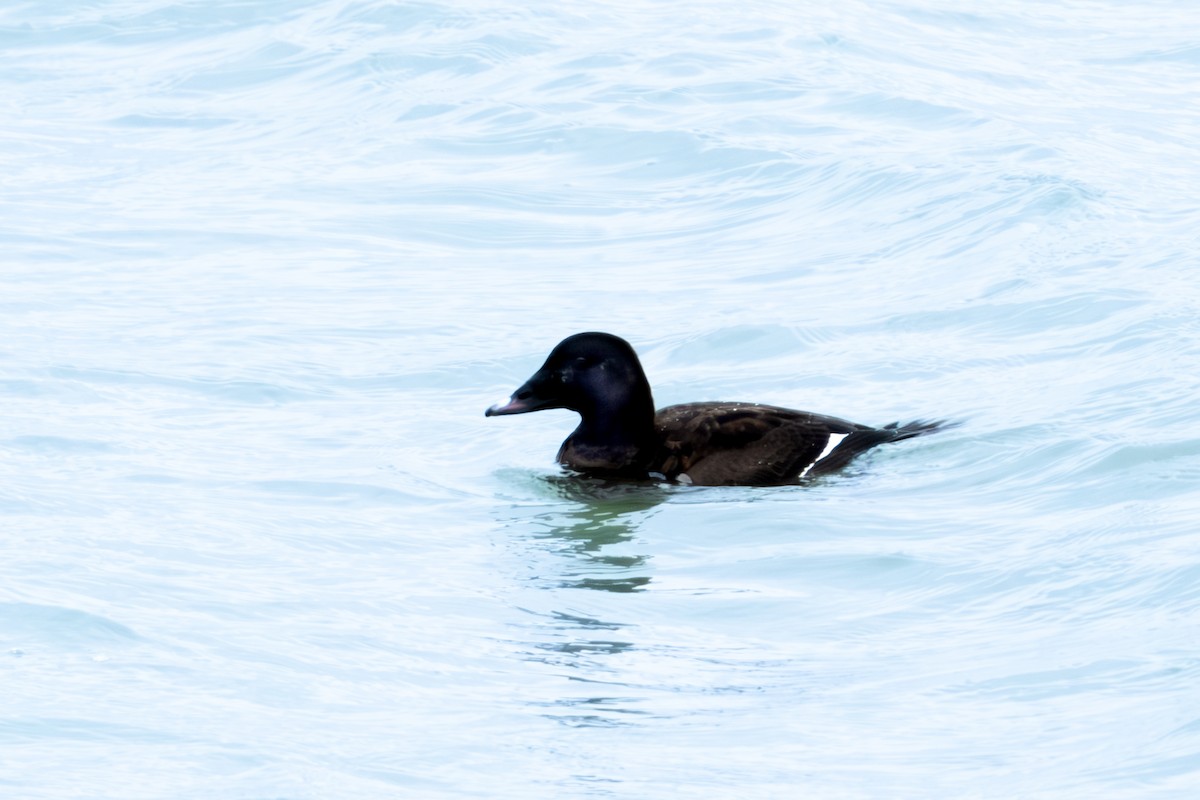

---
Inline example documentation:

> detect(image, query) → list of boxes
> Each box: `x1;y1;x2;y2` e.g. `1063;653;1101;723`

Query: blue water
3;0;1200;796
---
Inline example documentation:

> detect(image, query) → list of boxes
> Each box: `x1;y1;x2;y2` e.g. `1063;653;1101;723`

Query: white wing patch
799;433;849;478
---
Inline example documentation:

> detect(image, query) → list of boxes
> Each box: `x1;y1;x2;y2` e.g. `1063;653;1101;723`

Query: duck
485;332;950;486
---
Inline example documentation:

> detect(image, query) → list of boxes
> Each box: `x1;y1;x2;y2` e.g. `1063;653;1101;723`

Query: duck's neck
559;391;657;474
576;397;657;449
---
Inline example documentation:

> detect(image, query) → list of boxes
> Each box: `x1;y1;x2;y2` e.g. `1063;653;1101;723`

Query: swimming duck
486;332;948;486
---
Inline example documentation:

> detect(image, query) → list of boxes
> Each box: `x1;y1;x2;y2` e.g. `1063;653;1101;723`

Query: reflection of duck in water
527;474;665;593
488;332;951;486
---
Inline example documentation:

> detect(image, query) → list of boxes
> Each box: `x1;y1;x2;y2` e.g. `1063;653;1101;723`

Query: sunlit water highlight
3;1;1200;797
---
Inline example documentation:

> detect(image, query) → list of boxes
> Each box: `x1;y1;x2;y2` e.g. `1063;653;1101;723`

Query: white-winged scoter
486;332;949;486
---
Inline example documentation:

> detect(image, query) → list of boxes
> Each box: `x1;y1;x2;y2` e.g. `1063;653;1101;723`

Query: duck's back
652;402;870;485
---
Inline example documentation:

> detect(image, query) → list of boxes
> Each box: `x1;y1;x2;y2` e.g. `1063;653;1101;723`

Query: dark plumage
486;332;949;486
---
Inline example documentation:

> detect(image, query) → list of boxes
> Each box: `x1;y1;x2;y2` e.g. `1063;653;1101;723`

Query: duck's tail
880;418;959;441
804;418;958;478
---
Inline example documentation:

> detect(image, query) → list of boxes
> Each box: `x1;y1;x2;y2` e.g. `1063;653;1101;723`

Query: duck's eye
574;356;593;368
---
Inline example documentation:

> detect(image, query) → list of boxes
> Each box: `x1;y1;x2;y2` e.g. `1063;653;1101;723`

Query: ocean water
3;0;1200;796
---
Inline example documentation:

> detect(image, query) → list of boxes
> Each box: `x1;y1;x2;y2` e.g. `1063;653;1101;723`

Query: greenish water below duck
2;1;1200;797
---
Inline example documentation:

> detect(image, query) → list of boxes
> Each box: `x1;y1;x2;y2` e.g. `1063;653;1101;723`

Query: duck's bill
486;372;561;417
485;395;535;416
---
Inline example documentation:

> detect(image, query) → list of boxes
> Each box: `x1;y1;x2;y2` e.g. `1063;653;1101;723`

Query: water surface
3;0;1200;797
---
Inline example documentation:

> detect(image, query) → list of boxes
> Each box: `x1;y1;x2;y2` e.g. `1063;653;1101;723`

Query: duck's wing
652;402;868;486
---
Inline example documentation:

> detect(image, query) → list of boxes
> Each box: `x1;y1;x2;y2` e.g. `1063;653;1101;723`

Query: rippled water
3;0;1200;797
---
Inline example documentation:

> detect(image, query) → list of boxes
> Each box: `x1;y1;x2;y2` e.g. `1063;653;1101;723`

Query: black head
485;332;654;423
